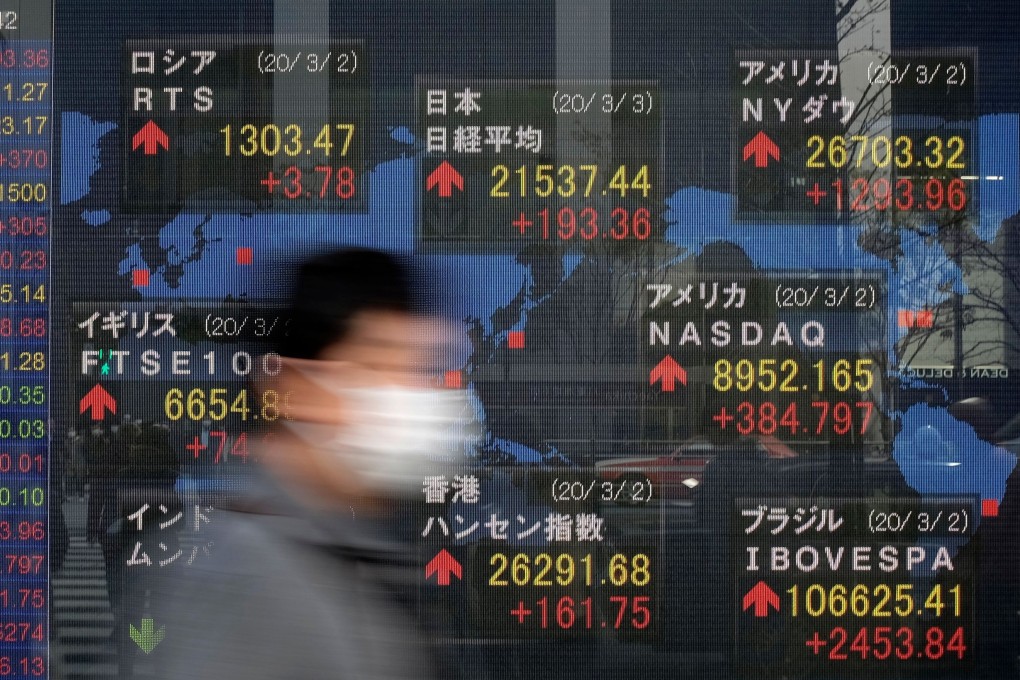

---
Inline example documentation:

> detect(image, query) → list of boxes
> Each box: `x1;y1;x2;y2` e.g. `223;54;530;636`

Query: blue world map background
60;108;1019;507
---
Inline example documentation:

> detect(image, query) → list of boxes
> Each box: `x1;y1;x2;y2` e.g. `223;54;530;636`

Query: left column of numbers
0;2;52;678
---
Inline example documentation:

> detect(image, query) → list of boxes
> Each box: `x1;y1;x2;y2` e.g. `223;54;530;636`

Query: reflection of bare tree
830;0;1016;397
835;0;890;38
836;0;892;135
892;211;1020;373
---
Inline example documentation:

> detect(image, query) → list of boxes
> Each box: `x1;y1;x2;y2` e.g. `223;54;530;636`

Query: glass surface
19;1;1020;678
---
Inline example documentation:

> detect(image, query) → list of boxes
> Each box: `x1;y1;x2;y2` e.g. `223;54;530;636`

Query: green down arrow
129;618;165;654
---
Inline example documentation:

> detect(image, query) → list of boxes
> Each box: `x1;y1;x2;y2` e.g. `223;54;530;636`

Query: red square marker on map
132;269;150;287
443;370;462;389
981;498;999;517
915;309;933;328
507;331;525;349
236;247;253;265
897;310;914;328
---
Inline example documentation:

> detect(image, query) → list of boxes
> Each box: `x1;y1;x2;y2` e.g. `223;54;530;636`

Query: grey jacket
151;472;433;680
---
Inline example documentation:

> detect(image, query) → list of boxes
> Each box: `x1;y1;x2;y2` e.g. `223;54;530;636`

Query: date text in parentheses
337;49;358;74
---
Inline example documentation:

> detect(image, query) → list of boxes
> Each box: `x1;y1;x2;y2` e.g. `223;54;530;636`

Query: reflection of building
1003;213;1020;369
898;214;1017;383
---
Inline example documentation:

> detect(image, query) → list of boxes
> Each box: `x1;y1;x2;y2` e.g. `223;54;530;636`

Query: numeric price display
733;50;977;223
122;38;368;212
0;3;52;676
799;131;973;217
735;497;977;678
163;387;292;423
417;79;660;247
708;358;878;437
182;429;272;466
471;548;658;638
643;271;887;444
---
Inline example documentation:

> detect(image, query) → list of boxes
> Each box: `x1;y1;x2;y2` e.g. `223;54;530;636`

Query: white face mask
288;366;474;496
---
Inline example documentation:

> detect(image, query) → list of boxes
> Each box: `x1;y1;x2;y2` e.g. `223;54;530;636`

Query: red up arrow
425;549;462;586
80;384;117;421
132;120;169;156
649;355;687;392
426;161;464;197
742;580;780;617
742;131;780;168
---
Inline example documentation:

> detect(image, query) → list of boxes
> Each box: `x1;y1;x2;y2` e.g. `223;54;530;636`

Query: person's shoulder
186;507;301;579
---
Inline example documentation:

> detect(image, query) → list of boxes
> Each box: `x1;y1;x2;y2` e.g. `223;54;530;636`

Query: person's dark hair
276;249;413;360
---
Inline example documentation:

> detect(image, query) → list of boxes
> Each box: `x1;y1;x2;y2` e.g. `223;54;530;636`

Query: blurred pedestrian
152;249;468;679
